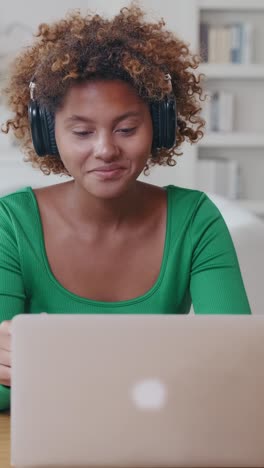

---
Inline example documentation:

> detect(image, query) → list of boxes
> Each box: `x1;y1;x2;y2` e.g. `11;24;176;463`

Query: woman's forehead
58;79;148;119
62;79;143;106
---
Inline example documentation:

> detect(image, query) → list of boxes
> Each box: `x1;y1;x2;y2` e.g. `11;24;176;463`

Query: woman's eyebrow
64;111;142;125
113;111;142;123
65;115;91;123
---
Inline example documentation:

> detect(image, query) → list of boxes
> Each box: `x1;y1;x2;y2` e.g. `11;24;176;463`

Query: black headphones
28;77;177;158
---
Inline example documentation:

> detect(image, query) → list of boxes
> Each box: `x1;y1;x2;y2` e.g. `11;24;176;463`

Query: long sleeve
190;194;251;314
0;200;26;410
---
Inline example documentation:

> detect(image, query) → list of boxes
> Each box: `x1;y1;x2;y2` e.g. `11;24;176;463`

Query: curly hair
1;3;205;176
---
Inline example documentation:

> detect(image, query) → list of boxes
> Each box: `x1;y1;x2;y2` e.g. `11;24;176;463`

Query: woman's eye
117;127;137;134
72;131;92;136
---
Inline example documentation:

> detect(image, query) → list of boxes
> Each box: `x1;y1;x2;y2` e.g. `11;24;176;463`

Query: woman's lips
90;167;126;180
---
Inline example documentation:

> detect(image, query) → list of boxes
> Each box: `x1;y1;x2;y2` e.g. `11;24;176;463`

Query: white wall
0;0;198;191
1;0;198;43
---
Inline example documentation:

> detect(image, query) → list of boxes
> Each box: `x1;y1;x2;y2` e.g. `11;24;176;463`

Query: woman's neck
64;179;148;231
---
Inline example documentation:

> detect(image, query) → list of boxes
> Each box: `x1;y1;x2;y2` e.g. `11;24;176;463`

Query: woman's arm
0;200;26;410
190;194;251;314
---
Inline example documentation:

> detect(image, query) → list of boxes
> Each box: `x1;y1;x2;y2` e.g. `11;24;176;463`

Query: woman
0;5;251;410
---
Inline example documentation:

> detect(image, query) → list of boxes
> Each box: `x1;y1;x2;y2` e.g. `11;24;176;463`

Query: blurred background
0;0;263;312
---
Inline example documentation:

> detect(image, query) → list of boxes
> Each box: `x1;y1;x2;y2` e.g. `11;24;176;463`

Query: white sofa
0;169;263;314
207;193;264;315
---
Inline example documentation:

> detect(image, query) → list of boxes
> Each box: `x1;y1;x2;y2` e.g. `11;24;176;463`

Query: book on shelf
200;22;253;64
201;91;234;133
197;158;241;200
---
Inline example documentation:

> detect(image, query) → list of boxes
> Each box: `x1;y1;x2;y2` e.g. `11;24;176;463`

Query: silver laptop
11;314;264;467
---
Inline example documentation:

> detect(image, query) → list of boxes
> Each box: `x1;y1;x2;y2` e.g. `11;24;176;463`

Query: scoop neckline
27;185;172;307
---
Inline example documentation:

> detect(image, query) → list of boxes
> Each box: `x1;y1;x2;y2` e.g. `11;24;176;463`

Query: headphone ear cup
150;101;161;152
28;100;47;156
150;97;177;152
39;106;59;156
28;100;59;157
164;96;177;149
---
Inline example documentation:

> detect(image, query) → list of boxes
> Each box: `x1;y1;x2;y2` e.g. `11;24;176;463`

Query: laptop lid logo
131;379;167;411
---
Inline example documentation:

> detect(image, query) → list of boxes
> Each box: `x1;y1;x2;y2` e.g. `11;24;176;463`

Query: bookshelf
198;0;264;11
199;63;264;79
197;0;264;217
198;132;264;148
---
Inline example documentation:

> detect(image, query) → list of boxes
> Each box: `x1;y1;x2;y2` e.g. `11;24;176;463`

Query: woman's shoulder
0;183;66;224
164;185;223;226
0;187;38;238
165;184;203;197
165;184;207;208
0;186;34;214
0;182;67;208
0;185;32;202
140;182;212;216
0;187;36;247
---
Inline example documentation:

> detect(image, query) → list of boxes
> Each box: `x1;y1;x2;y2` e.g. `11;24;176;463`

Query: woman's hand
0;320;12;387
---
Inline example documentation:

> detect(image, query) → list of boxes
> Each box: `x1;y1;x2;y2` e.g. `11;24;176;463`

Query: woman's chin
82;179;133;200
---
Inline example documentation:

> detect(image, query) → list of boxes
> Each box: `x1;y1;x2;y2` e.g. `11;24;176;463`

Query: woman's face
55;79;153;199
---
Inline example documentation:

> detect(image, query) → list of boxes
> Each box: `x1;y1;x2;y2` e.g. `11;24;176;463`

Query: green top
0;185;251;410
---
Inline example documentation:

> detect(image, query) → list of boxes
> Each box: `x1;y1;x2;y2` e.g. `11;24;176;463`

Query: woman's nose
94;133;121;161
